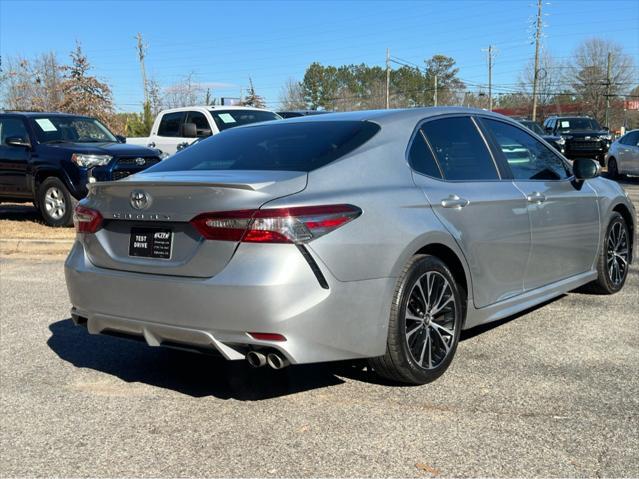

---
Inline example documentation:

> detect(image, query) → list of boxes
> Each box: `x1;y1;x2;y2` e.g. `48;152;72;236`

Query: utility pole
605;51;612;129
385;48;390;109
485;45;494;110
531;0;543;121
433;74;438;107
135;32;148;105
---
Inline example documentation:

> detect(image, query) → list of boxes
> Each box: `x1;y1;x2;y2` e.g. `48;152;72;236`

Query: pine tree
58;42;114;125
242;77;266;108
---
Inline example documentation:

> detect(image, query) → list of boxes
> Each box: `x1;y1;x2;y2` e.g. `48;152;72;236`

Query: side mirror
5;137;31;148
573;158;600;181
181;122;198;138
115;135;126;143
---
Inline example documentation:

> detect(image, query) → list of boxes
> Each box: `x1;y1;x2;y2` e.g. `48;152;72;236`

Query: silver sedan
65;108;636;385
606;129;639;178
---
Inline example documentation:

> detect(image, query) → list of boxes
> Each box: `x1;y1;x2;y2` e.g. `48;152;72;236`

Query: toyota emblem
135;157;146;166
130;190;151;210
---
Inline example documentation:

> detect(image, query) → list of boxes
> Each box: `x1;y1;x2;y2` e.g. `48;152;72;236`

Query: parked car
277;110;329;118
542;116;612;165
127;106;282;155
65;108;635;385
517;119;566;155
605;129;639;179
0;112;162;226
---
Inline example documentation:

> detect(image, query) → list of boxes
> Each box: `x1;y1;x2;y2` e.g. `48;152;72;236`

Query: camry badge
135;157;146;166
130;190;151;210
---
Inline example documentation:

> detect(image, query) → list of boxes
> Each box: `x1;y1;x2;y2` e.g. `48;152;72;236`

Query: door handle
526;192;546;203
441;194;469;209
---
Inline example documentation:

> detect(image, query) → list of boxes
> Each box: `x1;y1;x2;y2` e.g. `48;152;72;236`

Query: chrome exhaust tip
246;351;267;368
266;352;290;370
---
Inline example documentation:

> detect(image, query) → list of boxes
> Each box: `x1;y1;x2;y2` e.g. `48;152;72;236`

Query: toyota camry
65;108;635;384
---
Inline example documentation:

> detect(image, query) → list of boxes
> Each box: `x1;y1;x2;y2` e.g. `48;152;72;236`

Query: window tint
158;112;185;137
622;131;639;146
185;111;211;137
148;121;380;173
0;118;29;145
420;117;498;180
408;130;441;178
210;109;280;132
482;118;570;181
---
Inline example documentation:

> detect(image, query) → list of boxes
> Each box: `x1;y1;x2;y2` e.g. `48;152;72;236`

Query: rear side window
621;131;639;146
482;118;570;181
421;117;498;180
148;120;381;173
158;112;185;137
408;130;441;178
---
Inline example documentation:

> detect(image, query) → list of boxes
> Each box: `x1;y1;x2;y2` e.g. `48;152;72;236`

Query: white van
127;106;281;155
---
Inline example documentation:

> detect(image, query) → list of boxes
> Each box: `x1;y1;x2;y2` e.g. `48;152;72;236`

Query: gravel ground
1;179;638;478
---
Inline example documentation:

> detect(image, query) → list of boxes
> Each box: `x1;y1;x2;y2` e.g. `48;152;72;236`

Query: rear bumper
64;241;395;364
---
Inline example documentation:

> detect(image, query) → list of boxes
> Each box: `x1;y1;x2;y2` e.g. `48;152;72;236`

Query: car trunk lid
82;170;307;277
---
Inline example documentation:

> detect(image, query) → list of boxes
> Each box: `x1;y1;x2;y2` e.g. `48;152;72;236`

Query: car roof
0;111;91;118
158;106;277;114
272;106;515;128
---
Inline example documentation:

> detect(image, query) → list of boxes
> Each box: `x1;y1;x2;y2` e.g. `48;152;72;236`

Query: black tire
587;212;630;294
607;157;620;180
370;254;463;385
37;177;76;227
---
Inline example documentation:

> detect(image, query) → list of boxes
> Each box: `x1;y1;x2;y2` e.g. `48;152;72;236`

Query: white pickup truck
127;106;281;155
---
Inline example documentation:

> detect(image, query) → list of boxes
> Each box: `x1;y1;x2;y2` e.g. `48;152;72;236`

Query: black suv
517;119;566;155
0;112;162;226
542;116;612;165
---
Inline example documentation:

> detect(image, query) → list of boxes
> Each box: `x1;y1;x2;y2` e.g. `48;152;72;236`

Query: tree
301;63;339;110
279;78;306;110
0;52;63;111
424;54;465;105
242;77;266;108
566;38;635;124
162;72;205;108
58;42;115;126
518;51;562;118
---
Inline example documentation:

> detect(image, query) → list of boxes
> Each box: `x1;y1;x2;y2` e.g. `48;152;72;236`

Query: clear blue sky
1;0;638;112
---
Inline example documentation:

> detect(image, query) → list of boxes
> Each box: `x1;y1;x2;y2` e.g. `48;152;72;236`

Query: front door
481;117;600;290
0;116;31;197
413;115;531;308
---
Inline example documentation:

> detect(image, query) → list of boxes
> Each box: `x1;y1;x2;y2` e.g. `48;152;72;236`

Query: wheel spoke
432;325;450;354
430;321;454;337
418;330;429;366
413;278;428;310
406;322;422;339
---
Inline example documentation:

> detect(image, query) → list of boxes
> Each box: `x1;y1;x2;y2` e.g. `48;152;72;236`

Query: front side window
622;131;639;146
210;109;281;132
186;111;211;136
31;116;116;143
158;112;185;137
420;117;498;181
0;117;29;145
147;120;380;173
482;118;570;181
408;130;442;178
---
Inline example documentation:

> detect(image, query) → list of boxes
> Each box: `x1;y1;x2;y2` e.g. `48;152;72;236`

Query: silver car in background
606;129;639;179
65;108;636;384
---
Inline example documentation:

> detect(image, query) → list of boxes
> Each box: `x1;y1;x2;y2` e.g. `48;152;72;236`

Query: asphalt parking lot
1;179;638;477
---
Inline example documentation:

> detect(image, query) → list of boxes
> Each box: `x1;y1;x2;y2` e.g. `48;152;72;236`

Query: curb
0;238;74;256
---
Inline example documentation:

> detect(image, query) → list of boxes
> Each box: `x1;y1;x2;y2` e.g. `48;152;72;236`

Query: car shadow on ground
0;203;41;222
47;318;386;400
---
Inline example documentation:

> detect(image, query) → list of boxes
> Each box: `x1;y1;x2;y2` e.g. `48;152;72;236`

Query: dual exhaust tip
246;350;289;370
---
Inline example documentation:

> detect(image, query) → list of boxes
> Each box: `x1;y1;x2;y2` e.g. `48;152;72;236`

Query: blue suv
0;112;163;226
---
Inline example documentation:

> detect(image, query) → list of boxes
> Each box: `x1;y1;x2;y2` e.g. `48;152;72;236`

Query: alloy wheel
44;186;66;220
607;221;629;286
404;271;457;369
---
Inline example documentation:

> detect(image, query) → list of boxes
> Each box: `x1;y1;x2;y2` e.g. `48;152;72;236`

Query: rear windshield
210;109;281;131
147;120;381;173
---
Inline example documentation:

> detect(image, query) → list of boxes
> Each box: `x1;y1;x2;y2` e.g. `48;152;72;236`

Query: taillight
73;205;103;233
190;204;361;244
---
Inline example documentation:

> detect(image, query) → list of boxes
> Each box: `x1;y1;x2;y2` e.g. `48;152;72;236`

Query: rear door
411;115;531;308
480;117;600;290
0;116;31;197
